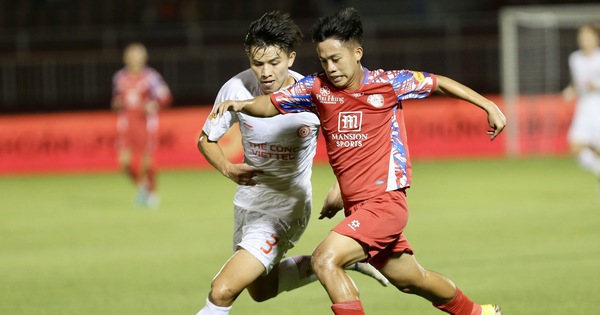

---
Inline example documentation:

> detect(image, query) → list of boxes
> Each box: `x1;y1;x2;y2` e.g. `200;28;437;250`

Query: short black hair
244;11;303;56
312;7;363;45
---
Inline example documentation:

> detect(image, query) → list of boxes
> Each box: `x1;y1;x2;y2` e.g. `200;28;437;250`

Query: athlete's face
577;26;599;52
123;45;148;73
248;45;296;94
316;38;363;90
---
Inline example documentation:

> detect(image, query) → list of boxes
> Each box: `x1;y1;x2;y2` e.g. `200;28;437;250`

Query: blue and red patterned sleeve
148;69;173;108
269;75;318;115
388;70;436;101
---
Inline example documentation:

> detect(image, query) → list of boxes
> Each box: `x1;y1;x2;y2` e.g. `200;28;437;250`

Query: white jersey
203;69;320;219
568;48;600;145
569;48;600;103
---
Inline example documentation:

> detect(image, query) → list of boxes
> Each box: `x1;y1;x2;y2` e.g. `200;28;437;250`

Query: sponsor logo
317;85;345;104
338;112;362;132
348;220;361;231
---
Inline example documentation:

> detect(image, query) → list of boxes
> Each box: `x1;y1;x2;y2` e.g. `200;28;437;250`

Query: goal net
500;4;600;156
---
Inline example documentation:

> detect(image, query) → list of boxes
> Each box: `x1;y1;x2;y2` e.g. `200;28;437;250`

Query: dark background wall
0;0;596;113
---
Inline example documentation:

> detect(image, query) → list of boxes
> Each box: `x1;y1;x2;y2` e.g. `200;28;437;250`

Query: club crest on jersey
367;94;384;108
338;111;362;132
297;125;311;138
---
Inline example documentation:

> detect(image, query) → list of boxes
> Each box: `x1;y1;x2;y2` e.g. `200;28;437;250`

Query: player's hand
319;182;344;219
111;98;123;110
212;100;246;118
145;100;159;115
224;163;263;186
562;85;577;102
486;104;506;141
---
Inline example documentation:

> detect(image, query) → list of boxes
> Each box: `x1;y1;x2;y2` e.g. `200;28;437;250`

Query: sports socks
331;300;365;315
125;165;139;184
433;288;482;315
196;298;231;315
146;167;157;192
577;147;600;175
276;255;318;294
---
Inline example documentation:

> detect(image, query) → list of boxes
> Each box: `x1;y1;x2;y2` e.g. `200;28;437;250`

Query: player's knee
390;270;428;294
208;280;239;305
310;249;337;276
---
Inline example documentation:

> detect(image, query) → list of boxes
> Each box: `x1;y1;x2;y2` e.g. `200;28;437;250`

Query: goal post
500;4;600;157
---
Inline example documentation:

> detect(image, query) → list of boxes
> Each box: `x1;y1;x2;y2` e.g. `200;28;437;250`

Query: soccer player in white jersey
562;23;600;179
211;7;506;315
196;11;387;315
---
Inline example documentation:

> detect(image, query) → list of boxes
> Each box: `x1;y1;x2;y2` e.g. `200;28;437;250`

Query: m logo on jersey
338;111;362;132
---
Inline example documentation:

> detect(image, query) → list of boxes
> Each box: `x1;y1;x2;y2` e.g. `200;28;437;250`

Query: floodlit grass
1;156;598;314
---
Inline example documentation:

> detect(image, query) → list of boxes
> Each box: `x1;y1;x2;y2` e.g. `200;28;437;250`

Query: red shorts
332;189;413;269
116;129;157;153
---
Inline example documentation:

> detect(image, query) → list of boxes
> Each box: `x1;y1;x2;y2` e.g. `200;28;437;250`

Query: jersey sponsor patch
338;111;362;132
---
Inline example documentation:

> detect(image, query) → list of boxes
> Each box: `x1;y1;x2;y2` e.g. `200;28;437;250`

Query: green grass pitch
1;156;599;314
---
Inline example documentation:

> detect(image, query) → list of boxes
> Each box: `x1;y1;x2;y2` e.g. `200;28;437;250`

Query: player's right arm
111;72;123;110
212;95;280;118
319;181;344;219
199;76;265;186
562;82;577;102
197;131;262;186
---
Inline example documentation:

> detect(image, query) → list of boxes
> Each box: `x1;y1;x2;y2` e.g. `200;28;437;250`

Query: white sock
196;298;231;315
277;255;318;294
578;148;600;175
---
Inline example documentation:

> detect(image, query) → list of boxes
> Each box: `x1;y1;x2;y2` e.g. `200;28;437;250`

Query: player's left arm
147;71;173;114
434;75;506;140
111;73;123;111
212;95;280;118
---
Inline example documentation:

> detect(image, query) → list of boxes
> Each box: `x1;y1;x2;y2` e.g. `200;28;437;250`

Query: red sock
125;166;139;184
146;168;156;192
331;300;365;315
433;288;481;315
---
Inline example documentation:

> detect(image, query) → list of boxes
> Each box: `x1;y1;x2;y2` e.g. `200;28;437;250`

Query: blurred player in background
562;23;600;181
196;11;386;315
112;43;172;208
211;7;506;315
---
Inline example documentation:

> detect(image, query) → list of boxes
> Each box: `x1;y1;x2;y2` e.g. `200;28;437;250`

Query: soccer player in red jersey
112;43;172;208
195;11;387;315
211;7;505;315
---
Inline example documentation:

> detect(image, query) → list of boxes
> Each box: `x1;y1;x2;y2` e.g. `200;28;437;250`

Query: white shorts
233;206;310;273
568;97;600;147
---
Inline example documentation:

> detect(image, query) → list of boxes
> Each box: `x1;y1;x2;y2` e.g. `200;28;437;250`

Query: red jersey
270;68;436;203
112;67;172;136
